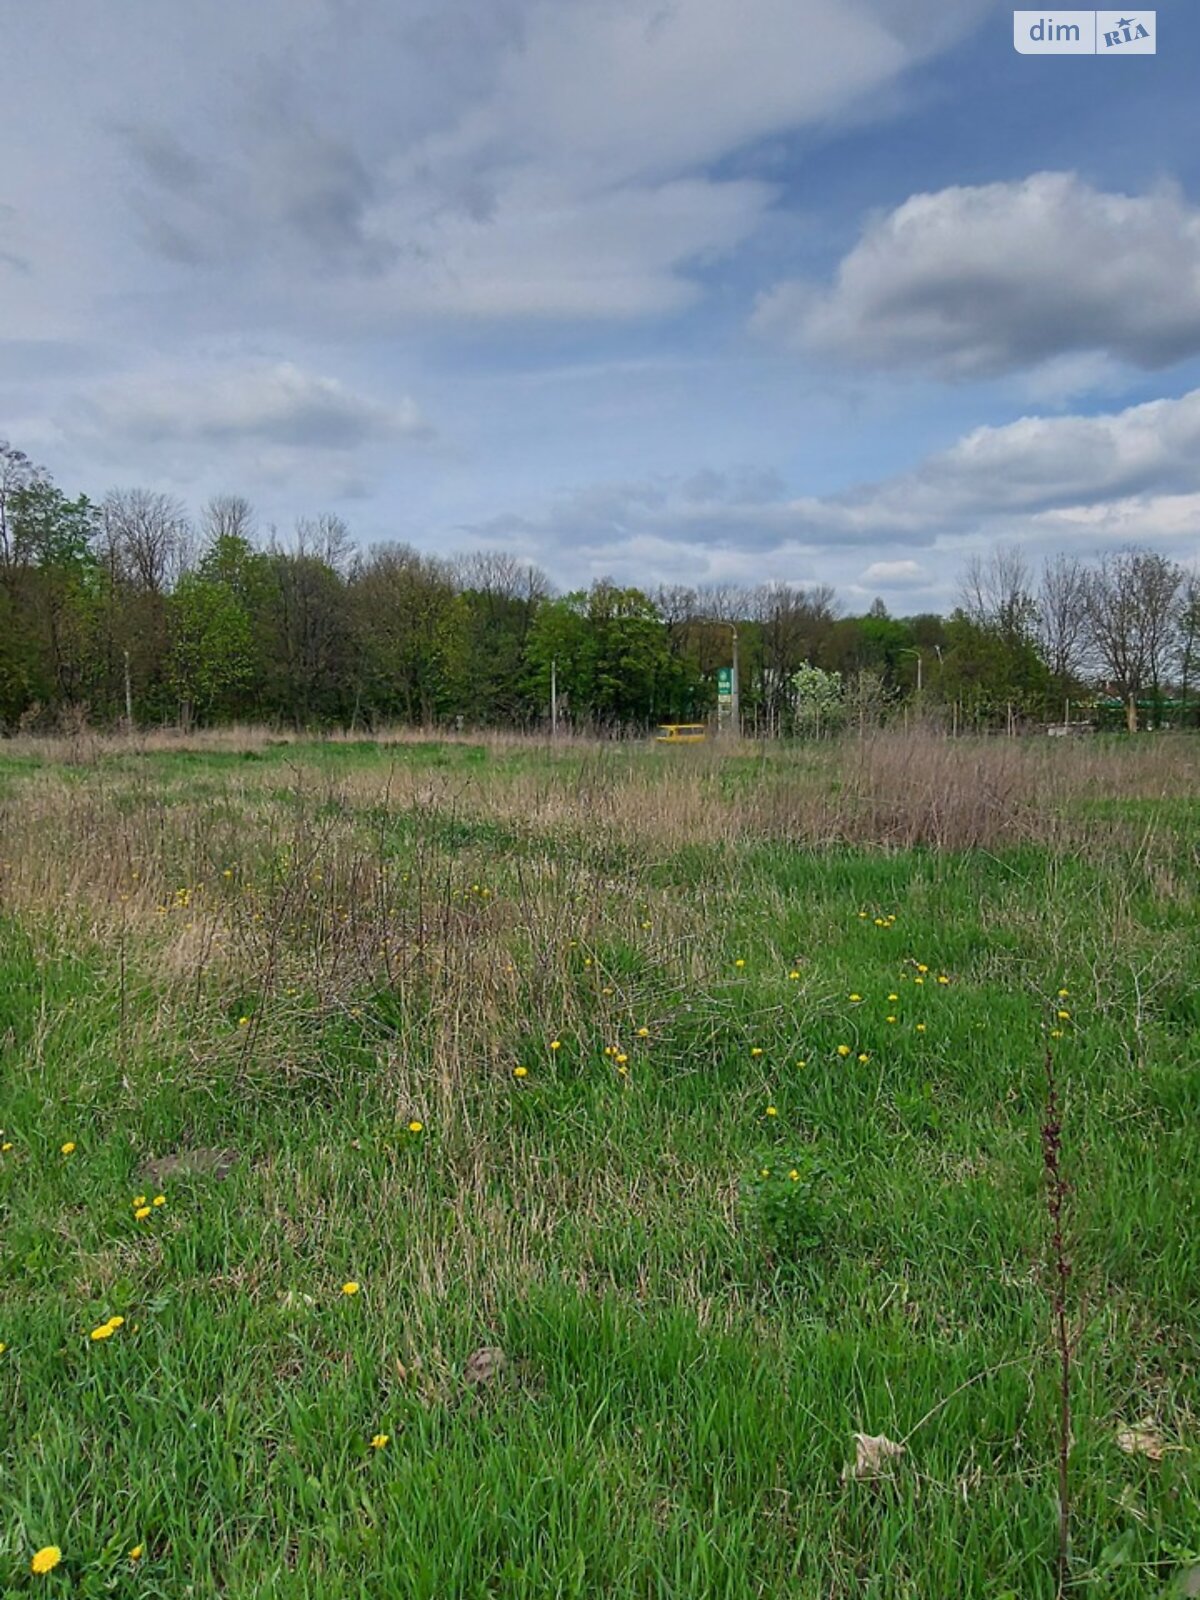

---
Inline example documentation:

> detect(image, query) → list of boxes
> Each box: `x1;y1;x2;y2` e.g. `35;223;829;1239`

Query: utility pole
550;657;558;737
730;626;740;737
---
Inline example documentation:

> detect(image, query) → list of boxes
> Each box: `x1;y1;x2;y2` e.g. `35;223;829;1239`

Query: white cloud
862;559;922;583
754;172;1200;379
71;361;429;451
460;387;1200;597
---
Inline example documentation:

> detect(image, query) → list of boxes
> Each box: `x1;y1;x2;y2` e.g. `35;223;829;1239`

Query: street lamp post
900;647;923;693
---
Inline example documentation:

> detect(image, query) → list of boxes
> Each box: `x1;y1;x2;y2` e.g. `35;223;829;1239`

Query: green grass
0;737;1198;1596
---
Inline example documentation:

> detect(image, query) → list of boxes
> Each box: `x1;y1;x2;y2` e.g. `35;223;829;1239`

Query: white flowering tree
790;662;844;736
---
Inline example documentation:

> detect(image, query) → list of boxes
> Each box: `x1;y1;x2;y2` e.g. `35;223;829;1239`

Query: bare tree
201;494;256;545
456;549;549;606
293;513;354;573
102;488;192;592
1086;548;1182;728
959;546;1036;643
1037;554;1091;688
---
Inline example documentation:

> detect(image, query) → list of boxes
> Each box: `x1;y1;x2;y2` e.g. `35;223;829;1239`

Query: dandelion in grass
888;993;898;1002
1050;1028;1064;1039
60;1142;76;1156
129;1546;144;1561
750;1047;763;1058
765;1105;778;1117
858;1053;870;1063
1058;988;1070;998
637;1027;650;1037
759;1167;771;1178
788;970;800;980
788;1169;800;1182
917;964;929;974
408;1120;424;1133
1;1142;12;1152
734;959;745;969
342;1282;360;1296
849;994;862;1003
90;1323;116;1341
615;1053;628;1066
237;1017;250;1028
513;1066;528;1079
916;1023;926;1033
796;1059;807;1069
106;1316;125;1329
135;1206;151;1220
133;1195;147;1207
152;1195;165;1207
370;1433;390;1450
937;975;950;985
31;1547;62;1575
0;1342;7;1355
1057;1009;1071;1021
836;1045;851;1057
549;1040;561;1052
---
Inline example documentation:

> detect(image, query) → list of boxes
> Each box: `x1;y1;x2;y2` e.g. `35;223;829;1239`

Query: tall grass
0;733;1197;1595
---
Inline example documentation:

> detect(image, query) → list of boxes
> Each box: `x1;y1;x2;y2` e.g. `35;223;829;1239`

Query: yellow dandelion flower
1050;1029;1064;1039
615;1053;628;1065
858;911;868;919
848;994;862;1003
237;1016;250;1028
916;964;929;974
637;1027;650;1037
759;1167;771;1178
858;1053;870;1063
765;1105;778;1117
750;1046;763;1058
1057;1009;1071;1021
152;1195;166;1207
549;1039;561;1051
2;1142;12;1152
886;1015;897;1024
788;970;800;980
408;1120;424;1133
734;958;745;969
836;1045;851;1057
60;1142;76;1156
916;1023;926;1033
0;1342;7;1354
937;975;950;985
873;917;885;926
133;1195;147;1207
914;977;925;985
106;1316;125;1329
134;1206;151;1220
513;1066;528;1079
129;1545;144;1561
90;1324;115;1341
796;1060;807;1069
788;1169;800;1182
888;993;898;1002
342;1281;360;1296
1058;988;1070;998
31;1546;63;1575
370;1433;390;1449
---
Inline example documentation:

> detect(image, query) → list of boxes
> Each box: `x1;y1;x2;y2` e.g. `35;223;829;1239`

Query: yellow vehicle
655;723;707;744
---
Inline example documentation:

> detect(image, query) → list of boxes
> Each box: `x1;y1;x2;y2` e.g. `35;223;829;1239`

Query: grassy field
1;730;1197;1597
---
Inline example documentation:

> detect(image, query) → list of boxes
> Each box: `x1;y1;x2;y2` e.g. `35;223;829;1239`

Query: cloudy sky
3;0;1198;609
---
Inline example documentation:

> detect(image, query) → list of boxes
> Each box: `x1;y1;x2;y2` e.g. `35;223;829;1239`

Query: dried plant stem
1042;1048;1071;1598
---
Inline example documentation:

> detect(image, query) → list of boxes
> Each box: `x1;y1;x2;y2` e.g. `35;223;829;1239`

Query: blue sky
2;0;1198;610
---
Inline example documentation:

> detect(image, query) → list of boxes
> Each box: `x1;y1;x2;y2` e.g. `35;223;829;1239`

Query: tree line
2;440;1198;734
